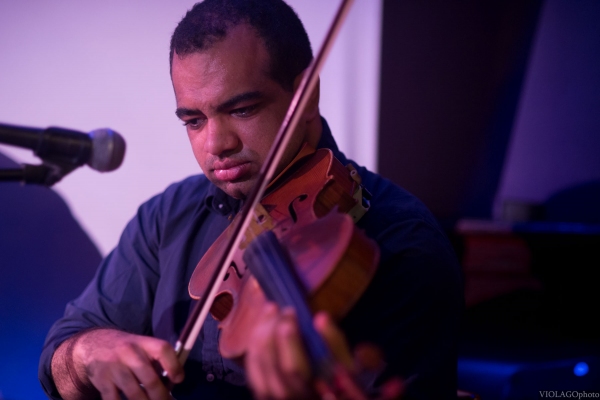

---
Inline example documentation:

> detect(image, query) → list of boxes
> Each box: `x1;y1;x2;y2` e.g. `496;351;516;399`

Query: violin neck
243;230;334;380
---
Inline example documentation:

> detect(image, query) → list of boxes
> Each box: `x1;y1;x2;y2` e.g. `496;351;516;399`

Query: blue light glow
574;362;589;377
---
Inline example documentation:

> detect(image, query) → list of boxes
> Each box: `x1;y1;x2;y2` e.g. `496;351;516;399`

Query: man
39;1;463;399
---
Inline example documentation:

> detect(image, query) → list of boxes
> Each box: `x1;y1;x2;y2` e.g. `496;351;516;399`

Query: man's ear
293;70;320;122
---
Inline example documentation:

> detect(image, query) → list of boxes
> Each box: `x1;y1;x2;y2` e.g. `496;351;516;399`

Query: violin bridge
242;203;276;248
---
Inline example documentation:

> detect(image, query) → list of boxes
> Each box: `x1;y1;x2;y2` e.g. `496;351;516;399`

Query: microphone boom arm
0;160;78;186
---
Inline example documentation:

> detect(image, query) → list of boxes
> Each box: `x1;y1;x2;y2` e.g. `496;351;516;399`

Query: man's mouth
212;160;251;182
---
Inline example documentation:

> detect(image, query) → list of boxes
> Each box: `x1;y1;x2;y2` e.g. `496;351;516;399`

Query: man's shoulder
357;166;459;264
359;166;436;225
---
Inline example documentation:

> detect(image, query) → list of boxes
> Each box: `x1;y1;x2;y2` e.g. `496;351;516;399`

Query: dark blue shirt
39;119;463;399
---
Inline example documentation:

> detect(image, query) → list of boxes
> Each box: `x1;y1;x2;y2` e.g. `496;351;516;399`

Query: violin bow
173;0;355;369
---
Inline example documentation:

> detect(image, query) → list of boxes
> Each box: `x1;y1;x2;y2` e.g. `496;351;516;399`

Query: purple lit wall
494;1;600;222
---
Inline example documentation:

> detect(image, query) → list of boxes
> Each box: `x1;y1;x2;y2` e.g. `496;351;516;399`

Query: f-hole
223;261;244;281
288;194;308;223
211;292;234;321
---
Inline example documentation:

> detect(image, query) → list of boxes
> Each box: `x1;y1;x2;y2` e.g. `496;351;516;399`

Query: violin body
188;147;379;360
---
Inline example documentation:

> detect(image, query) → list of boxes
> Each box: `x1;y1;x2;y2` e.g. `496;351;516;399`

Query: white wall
0;0;382;255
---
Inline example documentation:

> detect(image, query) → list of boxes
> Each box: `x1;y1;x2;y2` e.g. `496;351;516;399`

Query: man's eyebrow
175;107;201;119
175;91;264;120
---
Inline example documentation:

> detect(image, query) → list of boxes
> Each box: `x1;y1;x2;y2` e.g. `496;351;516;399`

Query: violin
189;143;379;362
168;0;400;397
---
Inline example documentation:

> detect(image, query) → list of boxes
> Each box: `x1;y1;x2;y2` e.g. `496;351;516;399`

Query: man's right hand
51;328;184;400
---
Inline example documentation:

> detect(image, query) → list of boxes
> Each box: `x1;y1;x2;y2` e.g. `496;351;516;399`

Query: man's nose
203;118;239;156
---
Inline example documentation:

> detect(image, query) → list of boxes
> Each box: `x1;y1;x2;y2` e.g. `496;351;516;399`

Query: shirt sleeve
38;194;164;399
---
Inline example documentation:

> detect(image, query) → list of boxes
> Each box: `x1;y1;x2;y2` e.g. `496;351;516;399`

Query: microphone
0;123;126;172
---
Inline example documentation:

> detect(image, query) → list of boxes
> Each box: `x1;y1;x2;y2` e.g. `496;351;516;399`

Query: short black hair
170;0;313;92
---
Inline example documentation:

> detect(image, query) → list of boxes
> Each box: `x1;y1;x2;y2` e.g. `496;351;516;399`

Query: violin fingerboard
243;230;333;380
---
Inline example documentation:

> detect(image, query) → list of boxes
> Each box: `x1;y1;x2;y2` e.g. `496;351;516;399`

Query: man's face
171;24;307;199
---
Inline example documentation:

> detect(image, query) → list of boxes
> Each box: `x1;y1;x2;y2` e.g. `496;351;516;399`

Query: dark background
378;0;600;398
379;1;542;225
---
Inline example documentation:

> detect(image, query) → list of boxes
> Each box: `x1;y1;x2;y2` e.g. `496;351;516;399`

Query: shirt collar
204;184;242;216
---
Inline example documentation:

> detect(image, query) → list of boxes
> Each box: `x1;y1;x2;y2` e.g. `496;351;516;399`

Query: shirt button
206;373;215;382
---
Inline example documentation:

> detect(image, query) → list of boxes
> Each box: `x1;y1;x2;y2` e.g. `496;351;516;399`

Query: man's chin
213;179;252;200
